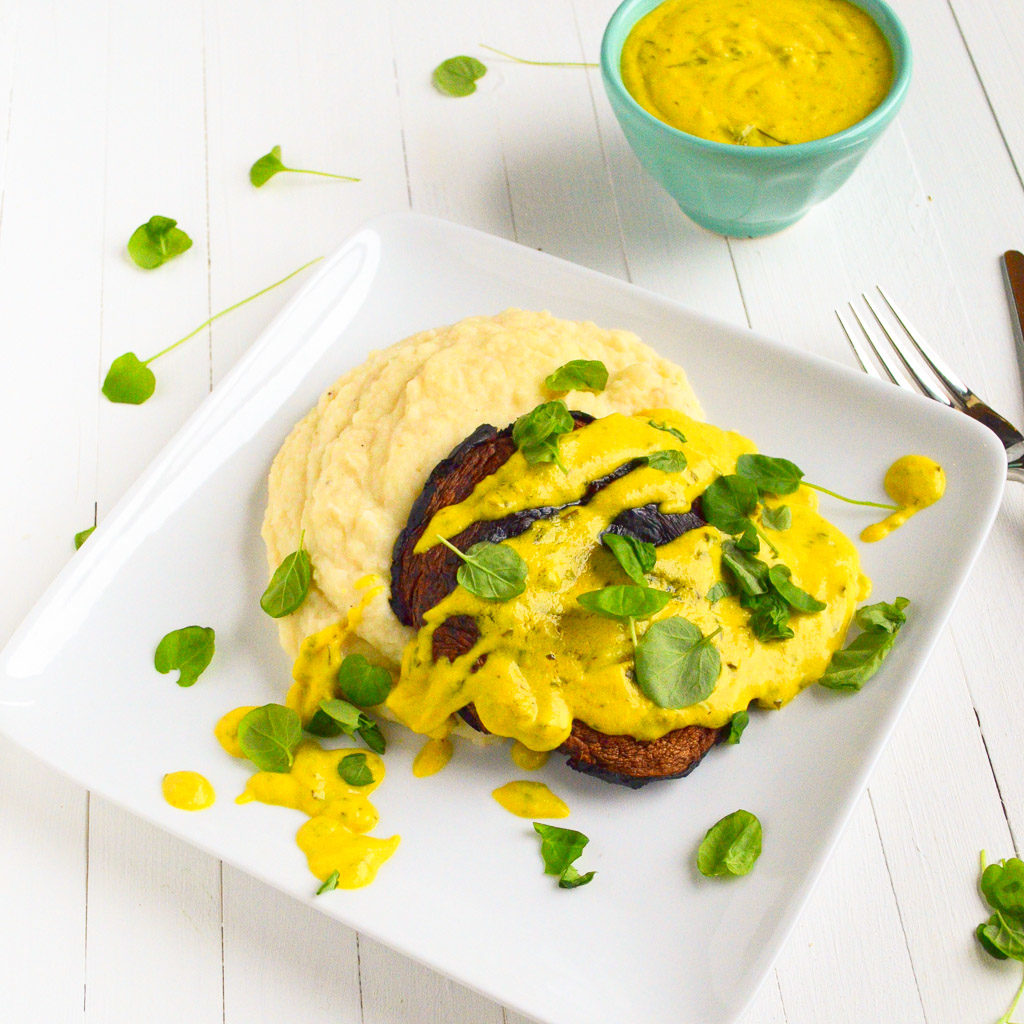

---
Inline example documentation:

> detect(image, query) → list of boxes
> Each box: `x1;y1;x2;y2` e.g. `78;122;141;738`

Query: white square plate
0;213;1006;1024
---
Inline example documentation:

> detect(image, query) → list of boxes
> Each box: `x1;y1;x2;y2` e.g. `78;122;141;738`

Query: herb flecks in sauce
620;0;894;146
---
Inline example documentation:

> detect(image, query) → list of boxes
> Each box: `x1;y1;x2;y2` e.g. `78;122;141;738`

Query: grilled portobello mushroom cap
389;414;725;788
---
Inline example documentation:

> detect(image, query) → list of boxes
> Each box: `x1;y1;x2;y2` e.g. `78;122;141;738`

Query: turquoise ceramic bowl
601;0;912;237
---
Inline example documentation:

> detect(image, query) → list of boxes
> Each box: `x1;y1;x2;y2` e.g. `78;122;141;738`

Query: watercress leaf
762;504;792;531
337;653;392;706
317;698;364;735
533;822;592;885
602;532;656;583
153;625;215;687
260;543;312;618
577;584;672;620
338;752;374;787
648;420;687;445
818;631;897;691
512;400;575;470
706;580;732;605
735;453;804;495
544;359;608;394
977;911;1024;962
358;719;387;755
127;215;193;269
727;709;749;744
249;145;287;186
316;870;340;895
744;592;794;642
558;864;596;889
634;616;721;709
855;596;909;634
645;449;688;473
432;55;487;96
720;541;769;597
981;859;1024;918
439;537;528;601
702;474;760;535
767;564;826;613
102;352;156;405
237;703;302;772
697;809;762;877
734;521;760;552
305;708;343;738
74;525;96;549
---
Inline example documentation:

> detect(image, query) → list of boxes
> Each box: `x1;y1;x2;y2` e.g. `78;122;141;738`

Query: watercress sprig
533;822;595;888
260;531;312;618
127;215;193;269
480;44;597;68
735;453;899;511
543;359;608;394
601;532;656;584
818;597;909;691
312;698;387;754
102;256;322;404
634;616;722;709
975;851;1024;1024
249;145;359;187
436;536;528;601
512;399;575;470
697;809;762;877
237;703;302;772
154;625;215;687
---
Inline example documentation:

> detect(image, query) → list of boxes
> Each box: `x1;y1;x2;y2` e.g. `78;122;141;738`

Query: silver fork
836;287;1024;483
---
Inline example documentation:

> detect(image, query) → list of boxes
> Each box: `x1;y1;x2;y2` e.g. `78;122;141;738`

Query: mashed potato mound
261;309;703;664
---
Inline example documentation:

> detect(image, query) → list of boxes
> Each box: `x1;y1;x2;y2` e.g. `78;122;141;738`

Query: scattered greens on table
153;625;215;687
73;525;96;549
697;809;762;877
101;256;322;404
249;145;359;187
437;537;528;601
533;822;595;888
127;215;192;269
260;531;312;618
975;852;1024;1024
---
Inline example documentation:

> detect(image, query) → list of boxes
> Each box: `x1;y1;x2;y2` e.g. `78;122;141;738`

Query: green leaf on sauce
634;616;721;709
317;699;388;754
437;536;528;601
432;55;487;96
702;474;760;535
602;532;656;584
512;399;575;471
645;449;688;473
697;809;762;877
543;359;608;394
260;535;312;618
577;584;672;620
337;752;374;787
706;580;732;605
767;564;826;613
648;420;687;445
337;654;392;706
127;215;192;269
761;504;791;531
237;703;302;772
153;625;215;687
533;822;595;889
818;597;909;691
735;453;803;495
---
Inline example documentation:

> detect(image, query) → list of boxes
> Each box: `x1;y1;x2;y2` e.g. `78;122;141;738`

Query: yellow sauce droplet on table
214;705;257;758
861;455;945;543
492;781;570;819
412;737;453;777
162;771;215;811
235;739;398;888
510;742;549;771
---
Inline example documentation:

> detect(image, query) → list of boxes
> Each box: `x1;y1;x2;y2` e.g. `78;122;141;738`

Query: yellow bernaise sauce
620;0;893;145
217;711;399;888
413;737;454;777
162;771;215;811
511;742;549;771
861;454;945;542
492;781;570;819
385;410;869;751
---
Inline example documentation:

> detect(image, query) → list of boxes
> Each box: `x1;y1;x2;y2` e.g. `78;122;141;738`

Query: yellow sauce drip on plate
162;771;215;811
492;781;570;819
621;0;893;145
861;455;945;542
412;737;454;777
511;741;549;771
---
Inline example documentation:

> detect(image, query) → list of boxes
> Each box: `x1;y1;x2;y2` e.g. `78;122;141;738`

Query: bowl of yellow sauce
601;0;911;236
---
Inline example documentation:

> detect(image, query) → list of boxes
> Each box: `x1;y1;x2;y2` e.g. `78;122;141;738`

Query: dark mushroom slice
391;413;725;786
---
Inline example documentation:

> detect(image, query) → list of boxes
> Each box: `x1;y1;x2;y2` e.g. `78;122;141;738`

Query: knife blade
1003;249;1024;352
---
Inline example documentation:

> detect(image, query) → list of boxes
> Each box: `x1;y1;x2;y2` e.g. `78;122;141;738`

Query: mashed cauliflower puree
261;309;705;666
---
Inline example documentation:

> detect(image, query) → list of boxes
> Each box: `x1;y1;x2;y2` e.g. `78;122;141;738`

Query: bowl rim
600;0;913;158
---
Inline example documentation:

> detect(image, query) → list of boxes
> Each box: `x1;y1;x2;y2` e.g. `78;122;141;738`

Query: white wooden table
3;1;1024;1021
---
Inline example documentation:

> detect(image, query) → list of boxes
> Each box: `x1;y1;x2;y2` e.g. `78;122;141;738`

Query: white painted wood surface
2;1;1023;1021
